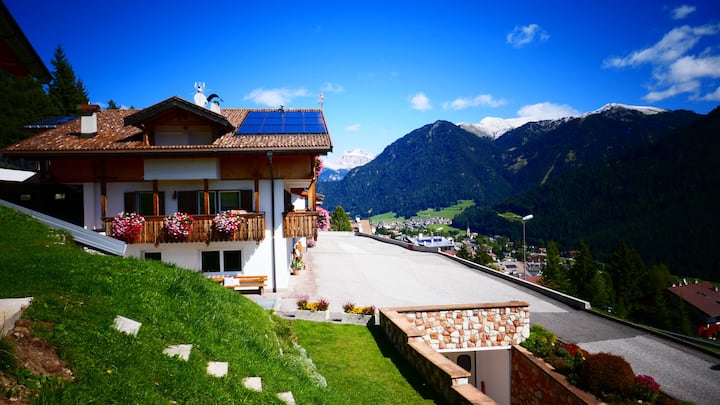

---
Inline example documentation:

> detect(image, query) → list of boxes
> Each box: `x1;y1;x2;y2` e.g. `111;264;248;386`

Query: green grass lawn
0;206;438;403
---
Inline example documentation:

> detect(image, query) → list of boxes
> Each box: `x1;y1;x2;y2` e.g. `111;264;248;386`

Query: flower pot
341;313;376;326
295;309;330;321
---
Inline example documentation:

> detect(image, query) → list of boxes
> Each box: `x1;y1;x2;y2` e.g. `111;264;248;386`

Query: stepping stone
277;391;296;404
207;361;228;377
112;315;141;336
163;344;192;361
242;376;262;392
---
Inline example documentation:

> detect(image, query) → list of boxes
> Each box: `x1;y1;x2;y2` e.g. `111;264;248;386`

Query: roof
0;2;51;82
1;97;333;157
667;281;720;318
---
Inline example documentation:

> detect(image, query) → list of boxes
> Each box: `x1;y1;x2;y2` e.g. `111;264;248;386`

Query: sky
6;0;720;160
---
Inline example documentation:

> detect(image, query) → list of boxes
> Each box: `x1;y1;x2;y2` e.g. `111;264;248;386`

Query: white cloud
321;82;344;93
345;123;361;131
700;86;720;101
506;24;549;48
443;94;507;110
643;81;700;102
517;102;580;120
604;23;720;102
603;25;718;68
243;87;310;107
409;92;432;111
672;5;696;20
668;55;720;82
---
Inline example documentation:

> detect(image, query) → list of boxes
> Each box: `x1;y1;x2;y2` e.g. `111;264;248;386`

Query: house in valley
1;86;332;291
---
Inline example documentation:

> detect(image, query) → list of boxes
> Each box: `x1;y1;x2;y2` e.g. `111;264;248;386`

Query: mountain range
318;149;374;182
318;103;719;280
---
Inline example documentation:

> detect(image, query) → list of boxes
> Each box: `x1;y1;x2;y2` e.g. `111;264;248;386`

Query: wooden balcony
283;210;319;239
105;213;266;244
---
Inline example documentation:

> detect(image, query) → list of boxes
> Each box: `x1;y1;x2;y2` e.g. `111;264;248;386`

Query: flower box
110;212;145;242
163;212;193;241
295;309;330;321
341;312;376;326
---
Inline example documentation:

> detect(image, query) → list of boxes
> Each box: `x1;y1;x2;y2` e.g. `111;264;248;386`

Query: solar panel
236;111;327;135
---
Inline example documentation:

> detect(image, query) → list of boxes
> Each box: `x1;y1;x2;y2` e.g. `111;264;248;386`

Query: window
201;250;242;273
177;190;252;214
124;191;165;216
144;252;162;261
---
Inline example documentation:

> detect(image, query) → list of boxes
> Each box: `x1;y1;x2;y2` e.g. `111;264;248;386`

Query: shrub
296;295;309;310
634;374;661;402
579;352;635;400
520;324;557;358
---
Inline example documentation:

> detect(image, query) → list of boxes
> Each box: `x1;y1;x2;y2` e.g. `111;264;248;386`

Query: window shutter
124;192;136;213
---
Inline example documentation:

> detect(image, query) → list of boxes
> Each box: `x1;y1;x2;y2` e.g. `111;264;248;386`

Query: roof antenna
193;82;207;107
318;93;325;109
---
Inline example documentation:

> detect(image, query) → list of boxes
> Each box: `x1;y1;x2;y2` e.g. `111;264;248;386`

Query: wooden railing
105;213;266;244
283;210;319;239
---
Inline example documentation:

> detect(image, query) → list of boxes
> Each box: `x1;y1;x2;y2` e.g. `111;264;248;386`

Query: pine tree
330;206;353;231
542;241;570;291
607;240;647;317
0;73;58;148
48;45;89;115
569;240;597;300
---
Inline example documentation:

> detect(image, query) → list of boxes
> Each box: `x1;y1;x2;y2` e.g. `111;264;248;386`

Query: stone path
112;314;296;404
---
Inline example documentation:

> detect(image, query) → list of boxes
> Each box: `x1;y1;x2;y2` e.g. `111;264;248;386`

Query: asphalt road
274;232;720;405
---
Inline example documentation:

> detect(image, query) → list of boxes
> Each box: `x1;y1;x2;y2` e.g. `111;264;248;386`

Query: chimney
78;104;100;137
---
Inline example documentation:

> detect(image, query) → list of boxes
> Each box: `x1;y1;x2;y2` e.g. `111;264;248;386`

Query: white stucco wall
103;178;294;290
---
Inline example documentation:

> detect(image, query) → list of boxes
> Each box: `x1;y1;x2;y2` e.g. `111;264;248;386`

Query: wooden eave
0;2;52;82
124;96;234;133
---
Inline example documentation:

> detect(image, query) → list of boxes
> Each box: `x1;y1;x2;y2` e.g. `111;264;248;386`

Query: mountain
452;105;720;280
458;116;537;139
318;149;374;182
495;105;700;192
319;121;513;217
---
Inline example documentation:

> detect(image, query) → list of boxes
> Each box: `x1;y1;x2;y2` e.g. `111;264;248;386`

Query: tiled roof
667;281;720;318
2;106;332;156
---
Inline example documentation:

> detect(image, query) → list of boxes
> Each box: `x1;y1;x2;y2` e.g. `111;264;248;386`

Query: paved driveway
274;232;720;405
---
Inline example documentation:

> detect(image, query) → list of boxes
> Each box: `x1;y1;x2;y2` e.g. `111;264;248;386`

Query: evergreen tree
0;73;58;149
569;240;597;300
106;99;120;109
607;241;647;317
457;244;471;260
542;241;570;291
330;206;353;231
48;45;89;115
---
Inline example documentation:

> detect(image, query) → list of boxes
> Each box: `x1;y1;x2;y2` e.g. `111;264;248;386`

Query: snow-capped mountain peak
323;149;374;170
587;103;667;116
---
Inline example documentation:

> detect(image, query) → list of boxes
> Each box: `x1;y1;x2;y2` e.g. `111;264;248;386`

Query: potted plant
341;301;376;325
163;212;193;241
212;210;241;239
295;296;330;321
110;212;145;242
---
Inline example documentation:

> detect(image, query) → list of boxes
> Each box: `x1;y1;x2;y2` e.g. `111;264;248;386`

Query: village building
1;85;332;292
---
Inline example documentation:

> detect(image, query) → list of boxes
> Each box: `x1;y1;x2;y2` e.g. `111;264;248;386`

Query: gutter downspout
267;151;277;293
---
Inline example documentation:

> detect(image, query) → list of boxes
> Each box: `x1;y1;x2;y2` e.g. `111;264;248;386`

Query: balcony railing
283;210;319;239
105;213;266;244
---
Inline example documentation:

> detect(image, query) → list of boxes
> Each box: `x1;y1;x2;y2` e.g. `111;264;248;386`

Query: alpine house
1;85;332;292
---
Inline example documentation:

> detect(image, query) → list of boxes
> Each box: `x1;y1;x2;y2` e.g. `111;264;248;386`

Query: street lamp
521;214;533;277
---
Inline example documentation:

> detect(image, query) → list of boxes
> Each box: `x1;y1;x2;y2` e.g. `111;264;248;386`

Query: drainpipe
267;151;277;293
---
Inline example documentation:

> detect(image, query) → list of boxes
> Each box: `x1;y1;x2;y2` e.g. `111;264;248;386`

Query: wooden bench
210;275;268;295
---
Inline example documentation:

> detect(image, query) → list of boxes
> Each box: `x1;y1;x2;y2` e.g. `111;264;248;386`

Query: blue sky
6;1;720;159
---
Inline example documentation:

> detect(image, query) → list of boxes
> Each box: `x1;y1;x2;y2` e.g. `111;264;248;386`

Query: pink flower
111;212;145;242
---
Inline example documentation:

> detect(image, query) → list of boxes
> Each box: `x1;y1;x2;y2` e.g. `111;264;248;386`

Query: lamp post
521;214;533;278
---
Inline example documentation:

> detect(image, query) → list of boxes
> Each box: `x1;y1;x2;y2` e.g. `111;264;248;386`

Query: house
1;86;332;292
667;280;720;338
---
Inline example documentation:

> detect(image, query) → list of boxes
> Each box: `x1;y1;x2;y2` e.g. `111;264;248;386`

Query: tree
0;73;57;149
330;206;353;231
48;45;89;115
569;240;597;300
542;241;570;291
607;240;647;317
106;99;120;109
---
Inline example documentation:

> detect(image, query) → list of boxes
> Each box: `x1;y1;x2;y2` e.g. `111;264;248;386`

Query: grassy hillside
0;206;436;403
